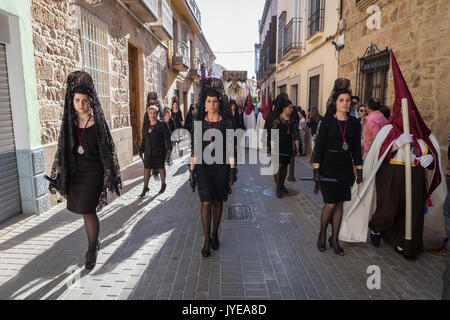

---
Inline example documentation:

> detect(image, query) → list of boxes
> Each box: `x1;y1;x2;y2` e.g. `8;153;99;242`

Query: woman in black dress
48;71;122;270
270;95;300;198
164;109;177;133
189;78;237;258
171;99;184;129
312;89;363;255
139;105;172;197
184;104;197;133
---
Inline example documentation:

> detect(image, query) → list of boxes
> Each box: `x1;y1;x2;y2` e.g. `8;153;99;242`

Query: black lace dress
271;117;300;164
191;118;234;202
67;124;104;214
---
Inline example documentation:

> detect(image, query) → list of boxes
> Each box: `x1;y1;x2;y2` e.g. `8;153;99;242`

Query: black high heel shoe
158;183;166;194
139;186;149;198
201;240;211;257
211;233;220;250
281;185;289;194
328;237;344;256
317;236;326;252
85;239;101;270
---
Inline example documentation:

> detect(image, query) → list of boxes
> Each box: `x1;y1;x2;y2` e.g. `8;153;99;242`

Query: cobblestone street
0;145;446;300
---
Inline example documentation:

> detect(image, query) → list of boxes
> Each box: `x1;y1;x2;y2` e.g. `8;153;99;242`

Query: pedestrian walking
298;110;307;156
270;95;300;198
189;77;237;258
313;88;363;256
184;104;197;133
48;70;122;270
139;105;172;197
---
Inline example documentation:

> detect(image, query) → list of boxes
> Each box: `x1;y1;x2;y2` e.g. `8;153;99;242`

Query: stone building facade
339;0;450;154
31;0;172;205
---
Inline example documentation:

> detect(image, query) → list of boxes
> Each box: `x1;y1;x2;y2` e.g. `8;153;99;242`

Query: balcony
172;41;190;72
122;0;158;23
188;57;202;80
283;18;302;61
188;0;202;27
150;0;173;41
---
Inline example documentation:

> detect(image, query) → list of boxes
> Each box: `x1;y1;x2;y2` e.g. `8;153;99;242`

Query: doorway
128;43;140;154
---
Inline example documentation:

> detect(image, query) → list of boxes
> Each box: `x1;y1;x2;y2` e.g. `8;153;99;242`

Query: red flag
379;50;440;195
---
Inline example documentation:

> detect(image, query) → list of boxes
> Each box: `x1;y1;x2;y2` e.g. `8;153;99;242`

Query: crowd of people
48;51;448;271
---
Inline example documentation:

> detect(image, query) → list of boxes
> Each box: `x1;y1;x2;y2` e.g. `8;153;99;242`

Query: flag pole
401;98;412;242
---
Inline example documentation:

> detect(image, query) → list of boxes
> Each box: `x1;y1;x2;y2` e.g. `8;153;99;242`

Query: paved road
0;147;446;300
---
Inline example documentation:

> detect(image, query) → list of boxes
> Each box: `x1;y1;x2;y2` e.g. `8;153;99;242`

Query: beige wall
339;0;450;153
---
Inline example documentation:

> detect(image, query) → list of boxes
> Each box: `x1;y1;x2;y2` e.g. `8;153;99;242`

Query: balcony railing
150;0;173;40
172;41;190;69
188;0;202;26
283;18;302;55
308;8;325;39
188;57;202;79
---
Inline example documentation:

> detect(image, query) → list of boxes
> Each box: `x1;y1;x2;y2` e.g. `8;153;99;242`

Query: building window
81;8;111;127
308;75;320;112
308;0;325;39
153;55;163;100
356;44;390;105
278;12;286;62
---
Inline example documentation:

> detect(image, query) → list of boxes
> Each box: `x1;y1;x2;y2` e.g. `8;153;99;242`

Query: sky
195;0;266;79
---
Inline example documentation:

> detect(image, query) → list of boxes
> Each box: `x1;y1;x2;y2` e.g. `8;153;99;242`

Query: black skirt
144;155;165;169
319;150;354;204
196;164;230;202
67;125;104;214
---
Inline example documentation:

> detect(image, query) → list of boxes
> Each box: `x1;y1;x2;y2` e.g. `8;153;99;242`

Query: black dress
312;116;362;203
141;120;172;169
271;117;300;164
67;124;104;214
191;117;234;202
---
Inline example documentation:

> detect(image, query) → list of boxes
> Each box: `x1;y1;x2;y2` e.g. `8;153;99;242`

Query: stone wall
339;0;450;150
31;0;169;206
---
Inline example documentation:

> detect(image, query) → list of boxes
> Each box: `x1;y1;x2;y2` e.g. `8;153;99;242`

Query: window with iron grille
81;8;111;127
308;0;325;39
356;46;390;105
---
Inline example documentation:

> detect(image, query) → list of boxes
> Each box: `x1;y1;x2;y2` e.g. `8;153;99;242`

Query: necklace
335;114;349;151
76;114;92;155
206;115;220;142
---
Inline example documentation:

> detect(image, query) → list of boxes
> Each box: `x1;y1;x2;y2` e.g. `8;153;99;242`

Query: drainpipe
116;0;168;48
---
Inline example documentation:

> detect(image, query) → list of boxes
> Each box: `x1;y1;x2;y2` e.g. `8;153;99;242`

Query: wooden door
128;43;140;154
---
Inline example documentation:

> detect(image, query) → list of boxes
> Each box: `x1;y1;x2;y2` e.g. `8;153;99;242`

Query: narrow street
0;145;445;300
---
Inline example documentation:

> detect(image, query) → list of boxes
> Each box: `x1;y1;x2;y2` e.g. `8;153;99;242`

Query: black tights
143;168;166;188
275;163;288;191
201;201;223;251
83;214;99;252
318;202;344;248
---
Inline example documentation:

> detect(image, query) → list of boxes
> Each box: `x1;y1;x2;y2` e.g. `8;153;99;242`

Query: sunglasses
358;109;366;113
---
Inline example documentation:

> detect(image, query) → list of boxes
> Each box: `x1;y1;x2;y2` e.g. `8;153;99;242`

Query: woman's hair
379;105;391;119
73;85;89;96
196;88;232;120
272;94;292;119
299;110;306;118
325;89;352;118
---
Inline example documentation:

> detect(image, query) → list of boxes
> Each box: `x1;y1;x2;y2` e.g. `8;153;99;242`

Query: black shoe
395;247;416;261
211;233;220;250
201;240;211;257
370;231;381;247
276;189;282;198
158;183;166;194
85;240;100;270
281;185;289;194
328;237;344;256
139;187;149;198
317;239;326;252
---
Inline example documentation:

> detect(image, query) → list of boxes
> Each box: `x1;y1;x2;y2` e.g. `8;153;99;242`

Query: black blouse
190;117;234;165
312;116;362;166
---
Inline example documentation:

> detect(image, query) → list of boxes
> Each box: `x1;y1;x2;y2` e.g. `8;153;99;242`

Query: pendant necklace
77;115;92;155
335;114;349;151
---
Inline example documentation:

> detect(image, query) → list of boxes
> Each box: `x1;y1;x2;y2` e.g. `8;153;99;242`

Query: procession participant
139;105;172;197
171;98;184;129
189;77;237;258
339;52;447;260
242;91;258;149
313;88;363;256
48;70;122;270
184;104;197;133
363;97;387;159
270;95;300;198
255;92;270;150
164;109;177;133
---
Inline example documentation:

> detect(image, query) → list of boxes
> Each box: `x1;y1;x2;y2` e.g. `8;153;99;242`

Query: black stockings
158;168;166;185
83;214;99;252
275;163;288;191
318;202;344;248
143;168;151;189
200;201;223;251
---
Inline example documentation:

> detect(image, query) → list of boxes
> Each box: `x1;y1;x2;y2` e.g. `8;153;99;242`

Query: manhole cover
228;205;254;220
